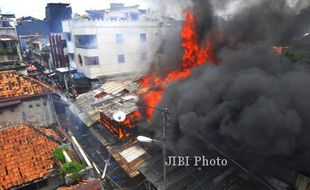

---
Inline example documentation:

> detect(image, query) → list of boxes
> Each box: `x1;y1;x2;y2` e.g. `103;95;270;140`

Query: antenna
112;110;126;122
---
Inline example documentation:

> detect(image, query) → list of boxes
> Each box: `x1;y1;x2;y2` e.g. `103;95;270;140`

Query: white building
62;18;160;80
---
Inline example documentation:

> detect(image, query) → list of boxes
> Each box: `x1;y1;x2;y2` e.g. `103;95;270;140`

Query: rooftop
57;178;103;190
0;71;55;103
0;122;61;189
72;79;140;127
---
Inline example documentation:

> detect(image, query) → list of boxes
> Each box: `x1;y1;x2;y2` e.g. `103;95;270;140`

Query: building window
70;54;75;61
78;54;83;66
140;33;147;42
75;35;97;49
116;34;124;44
118;54;125;63
62;40;67;48
141;52;147;61
84;56;99;66
67;33;72;41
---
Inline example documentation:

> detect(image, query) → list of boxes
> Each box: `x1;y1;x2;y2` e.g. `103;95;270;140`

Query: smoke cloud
156;44;310;157
145;0;310;171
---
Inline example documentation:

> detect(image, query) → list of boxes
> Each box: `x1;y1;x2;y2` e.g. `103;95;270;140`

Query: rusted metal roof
72;79;140;127
107;141;150;177
57;178;103;190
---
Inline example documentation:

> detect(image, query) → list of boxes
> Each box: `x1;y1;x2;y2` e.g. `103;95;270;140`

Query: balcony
0;27;16;36
0;46;18;59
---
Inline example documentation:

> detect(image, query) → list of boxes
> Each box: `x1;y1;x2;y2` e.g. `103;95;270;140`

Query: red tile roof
0;71;55;103
57;179;103;190
0;124;60;190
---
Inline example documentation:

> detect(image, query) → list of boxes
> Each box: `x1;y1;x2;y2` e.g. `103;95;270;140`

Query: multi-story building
0;13;26;73
16;17;52;68
46;3;72;69
62;4;160;80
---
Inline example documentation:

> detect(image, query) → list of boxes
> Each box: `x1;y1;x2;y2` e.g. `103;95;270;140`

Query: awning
56;67;76;73
0;35;17;41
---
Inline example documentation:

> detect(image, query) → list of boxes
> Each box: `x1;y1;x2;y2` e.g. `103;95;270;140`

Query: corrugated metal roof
107;142;150;177
72;79;140;127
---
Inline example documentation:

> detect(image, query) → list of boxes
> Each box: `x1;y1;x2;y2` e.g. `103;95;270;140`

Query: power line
76;88;275;189
193;131;275;190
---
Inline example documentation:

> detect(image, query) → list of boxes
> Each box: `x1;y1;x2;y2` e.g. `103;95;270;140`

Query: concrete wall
62;20;161;79
0;96;56;126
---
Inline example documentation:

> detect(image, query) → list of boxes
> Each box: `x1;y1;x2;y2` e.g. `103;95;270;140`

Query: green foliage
53;147;66;163
284;51;310;64
60;161;84;183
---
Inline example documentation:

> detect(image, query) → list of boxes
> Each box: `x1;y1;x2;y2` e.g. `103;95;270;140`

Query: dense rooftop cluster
0;123;60;189
0;71;50;102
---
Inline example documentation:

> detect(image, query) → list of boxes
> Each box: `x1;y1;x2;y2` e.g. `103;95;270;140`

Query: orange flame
100;111;141;140
140;10;216;119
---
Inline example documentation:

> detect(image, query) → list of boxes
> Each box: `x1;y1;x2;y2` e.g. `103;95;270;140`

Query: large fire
140;10;216;119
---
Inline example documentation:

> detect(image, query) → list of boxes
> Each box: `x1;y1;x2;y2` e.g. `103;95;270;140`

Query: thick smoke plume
157;45;310;157
145;0;310;168
222;0;310;46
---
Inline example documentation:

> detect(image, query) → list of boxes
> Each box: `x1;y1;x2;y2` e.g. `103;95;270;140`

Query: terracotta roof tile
0;71;54;102
0;124;59;190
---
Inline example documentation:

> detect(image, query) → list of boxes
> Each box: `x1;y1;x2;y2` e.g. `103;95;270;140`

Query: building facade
46;3;72;69
0;71;57;126
0;13;25;73
62;19;160;79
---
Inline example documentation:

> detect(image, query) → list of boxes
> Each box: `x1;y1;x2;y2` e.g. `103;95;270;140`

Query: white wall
63;20;161;79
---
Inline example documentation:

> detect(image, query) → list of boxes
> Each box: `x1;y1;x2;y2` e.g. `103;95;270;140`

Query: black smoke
221;0;310;46
157;44;310;156
145;0;310;173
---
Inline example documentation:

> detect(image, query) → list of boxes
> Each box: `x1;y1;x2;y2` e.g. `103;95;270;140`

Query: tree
284;51;310;64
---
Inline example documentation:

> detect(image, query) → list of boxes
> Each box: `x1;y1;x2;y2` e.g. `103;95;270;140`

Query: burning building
127;0;310;189
71;79;149;177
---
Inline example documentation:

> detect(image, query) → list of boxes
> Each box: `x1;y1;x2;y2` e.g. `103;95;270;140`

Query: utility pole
162;108;168;190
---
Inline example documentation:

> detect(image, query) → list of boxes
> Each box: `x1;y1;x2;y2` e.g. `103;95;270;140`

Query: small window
116;34;124;44
118;54;125;63
75;35;97;49
140;33;147;42
85;56;99;65
70;54;75;61
67;33;72;41
29;105;33;108
141;52;147;61
36;103;40;107
62;40;67;48
78;54;83;66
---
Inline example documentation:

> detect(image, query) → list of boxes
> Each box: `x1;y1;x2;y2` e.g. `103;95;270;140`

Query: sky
0;0;147;19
